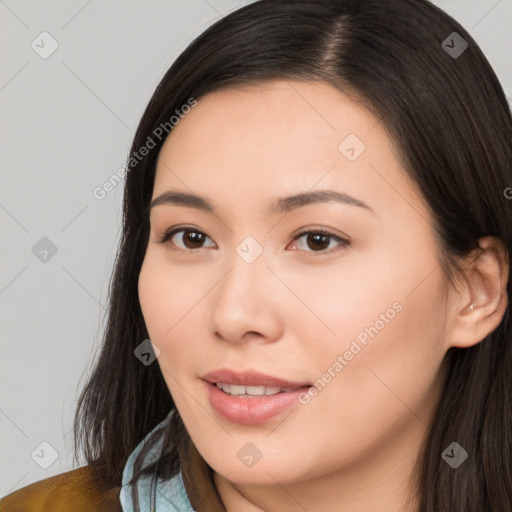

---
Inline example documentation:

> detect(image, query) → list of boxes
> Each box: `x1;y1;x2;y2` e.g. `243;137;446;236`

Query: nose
208;245;283;345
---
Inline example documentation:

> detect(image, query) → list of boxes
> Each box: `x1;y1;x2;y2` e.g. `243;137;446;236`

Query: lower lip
204;381;311;426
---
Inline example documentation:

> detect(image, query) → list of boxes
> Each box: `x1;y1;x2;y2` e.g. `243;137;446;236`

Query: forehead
153;79;427;221
158;79;378;158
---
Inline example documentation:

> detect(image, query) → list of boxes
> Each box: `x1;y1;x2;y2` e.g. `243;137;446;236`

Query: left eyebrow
150;189;375;215
270;190;375;215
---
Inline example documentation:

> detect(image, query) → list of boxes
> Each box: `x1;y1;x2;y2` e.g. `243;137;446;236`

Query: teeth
215;383;289;396
230;384;248;395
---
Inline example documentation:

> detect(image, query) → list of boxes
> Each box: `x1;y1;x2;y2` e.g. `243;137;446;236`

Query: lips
201;369;312;425
201;368;310;389
204;381;311;425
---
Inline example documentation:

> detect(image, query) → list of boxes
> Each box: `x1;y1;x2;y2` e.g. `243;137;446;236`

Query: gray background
1;0;511;497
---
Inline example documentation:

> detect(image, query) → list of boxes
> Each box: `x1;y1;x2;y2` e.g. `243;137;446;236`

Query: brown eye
289;229;349;256
160;227;215;250
179;230;207;249
305;233;330;251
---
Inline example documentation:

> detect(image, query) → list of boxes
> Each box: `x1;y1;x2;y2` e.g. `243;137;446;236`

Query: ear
446;236;509;349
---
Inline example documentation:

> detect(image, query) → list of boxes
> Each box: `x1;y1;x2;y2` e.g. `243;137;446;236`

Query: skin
138;79;508;511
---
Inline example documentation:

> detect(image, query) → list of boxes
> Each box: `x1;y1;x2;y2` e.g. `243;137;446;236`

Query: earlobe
447;236;509;349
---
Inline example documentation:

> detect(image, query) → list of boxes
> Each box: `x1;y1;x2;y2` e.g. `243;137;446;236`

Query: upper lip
202;369;311;388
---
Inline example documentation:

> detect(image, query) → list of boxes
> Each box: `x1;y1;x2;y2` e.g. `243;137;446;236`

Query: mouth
201;369;312;425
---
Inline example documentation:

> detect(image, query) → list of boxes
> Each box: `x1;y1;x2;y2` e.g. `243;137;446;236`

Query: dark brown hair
74;0;512;510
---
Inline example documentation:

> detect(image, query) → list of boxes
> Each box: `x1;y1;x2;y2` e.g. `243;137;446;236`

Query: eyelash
158;225;350;257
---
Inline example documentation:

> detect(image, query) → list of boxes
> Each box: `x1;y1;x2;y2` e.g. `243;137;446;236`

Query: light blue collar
119;411;194;511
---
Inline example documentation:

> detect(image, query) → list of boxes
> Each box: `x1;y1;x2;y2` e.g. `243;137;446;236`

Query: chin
209;457;310;487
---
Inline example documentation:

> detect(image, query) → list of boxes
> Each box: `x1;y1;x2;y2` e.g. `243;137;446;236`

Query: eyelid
288;227;349;257
158;225;350;256
158;225;215;249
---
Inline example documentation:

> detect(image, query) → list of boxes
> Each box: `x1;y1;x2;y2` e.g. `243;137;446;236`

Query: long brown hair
74;1;512;510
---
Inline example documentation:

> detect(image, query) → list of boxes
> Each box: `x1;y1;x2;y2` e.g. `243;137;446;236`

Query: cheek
138;253;205;340
137;254;211;395
291;251;447;436
303;234;446;364
138;257;170;340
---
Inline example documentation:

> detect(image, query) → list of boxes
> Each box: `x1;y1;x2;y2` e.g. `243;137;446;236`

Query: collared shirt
119;411;195;511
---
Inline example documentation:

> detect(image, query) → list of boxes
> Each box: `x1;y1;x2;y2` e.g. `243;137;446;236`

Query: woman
2;0;511;510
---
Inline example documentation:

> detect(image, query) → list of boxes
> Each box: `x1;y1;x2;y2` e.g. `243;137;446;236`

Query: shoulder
0;465;122;512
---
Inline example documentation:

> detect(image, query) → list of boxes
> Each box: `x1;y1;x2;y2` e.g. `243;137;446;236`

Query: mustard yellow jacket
0;465;122;512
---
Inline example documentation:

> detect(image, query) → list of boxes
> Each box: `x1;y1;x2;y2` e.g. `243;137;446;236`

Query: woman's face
138;79;453;488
